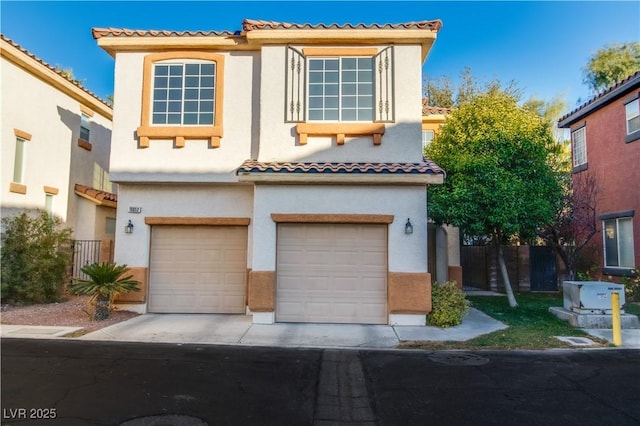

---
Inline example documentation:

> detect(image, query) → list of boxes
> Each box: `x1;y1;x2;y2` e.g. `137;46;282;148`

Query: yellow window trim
77;138;93;151
137;51;225;149
43;186;59;195
296;123;385;146
302;47;378;57
14;128;32;141
80;105;95;117
9;182;27;194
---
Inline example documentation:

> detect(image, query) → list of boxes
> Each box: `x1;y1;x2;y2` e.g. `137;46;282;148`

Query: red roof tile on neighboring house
242;18;442;32
1;34;112;108
74;184;117;206
236;159;445;175
422;98;451;116
558;70;640;127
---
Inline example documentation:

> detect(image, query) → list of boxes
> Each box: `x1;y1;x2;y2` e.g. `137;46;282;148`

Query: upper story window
308;57;373;122
603;216;635;270
80;113;91;141
422;130;435;151
571;126;587;169
13;137;26;184
137;52;225;149
152;62;216;125
625;98;639;135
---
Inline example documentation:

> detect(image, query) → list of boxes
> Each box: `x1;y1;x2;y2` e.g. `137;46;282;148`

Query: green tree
68;263;140;321
583;42;640;93
1;211;73;304
426;91;563;307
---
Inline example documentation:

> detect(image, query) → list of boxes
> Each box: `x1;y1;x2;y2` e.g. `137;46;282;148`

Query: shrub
1;211;73;305
621;269;640;303
427;281;471;327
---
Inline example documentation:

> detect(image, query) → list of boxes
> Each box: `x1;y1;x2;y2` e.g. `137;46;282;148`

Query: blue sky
1;1;639;112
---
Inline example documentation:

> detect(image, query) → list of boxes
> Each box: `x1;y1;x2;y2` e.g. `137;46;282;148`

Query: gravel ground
1;295;139;334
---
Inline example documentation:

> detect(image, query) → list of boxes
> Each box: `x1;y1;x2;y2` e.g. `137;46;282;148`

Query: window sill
296;123;385;146
78;138;92;151
9;182;27;194
625;130;640;144
136;126;224;149
602;267;637;277
572;163;588;173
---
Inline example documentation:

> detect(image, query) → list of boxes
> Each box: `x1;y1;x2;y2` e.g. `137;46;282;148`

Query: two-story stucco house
558;71;639;278
95;18;445;325
1;35;116;262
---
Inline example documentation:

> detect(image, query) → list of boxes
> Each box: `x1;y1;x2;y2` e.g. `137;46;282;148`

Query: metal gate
72;240;101;280
529;246;558;291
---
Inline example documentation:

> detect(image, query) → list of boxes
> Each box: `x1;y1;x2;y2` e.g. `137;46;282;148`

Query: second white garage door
276;223;387;324
148;226;247;313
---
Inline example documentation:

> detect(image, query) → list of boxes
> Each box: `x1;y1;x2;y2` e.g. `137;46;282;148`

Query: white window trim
602;217;635;269
572;126;587;168
625;98;640;135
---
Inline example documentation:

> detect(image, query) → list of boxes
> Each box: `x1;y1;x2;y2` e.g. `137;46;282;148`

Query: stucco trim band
247;271;276;312
302;47;378;56
113;266;148;304
296;123;385;146
388;272;432;314
43;186;59;195
77;138;93;151
144;217;251;226
14;128;32;141
271;213;394;224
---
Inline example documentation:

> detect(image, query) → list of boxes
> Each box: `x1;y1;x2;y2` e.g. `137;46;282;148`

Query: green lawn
400;292;611;350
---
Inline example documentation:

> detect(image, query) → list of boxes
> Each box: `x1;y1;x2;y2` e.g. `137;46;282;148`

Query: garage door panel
149;226;247;314
276;223;387;324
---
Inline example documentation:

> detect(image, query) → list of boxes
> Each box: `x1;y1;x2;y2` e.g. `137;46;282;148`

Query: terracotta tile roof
237;159;445;175
91;27;235;39
422;98;451;115
74;184;117;205
92;18;442;40
1;34;112;108
558;70;640;127
242;18;442;32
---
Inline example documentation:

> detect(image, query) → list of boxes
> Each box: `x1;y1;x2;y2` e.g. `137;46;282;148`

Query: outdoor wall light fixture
125;220;134;234
405;218;413;235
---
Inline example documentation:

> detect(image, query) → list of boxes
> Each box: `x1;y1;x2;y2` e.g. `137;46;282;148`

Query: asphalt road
2;339;639;426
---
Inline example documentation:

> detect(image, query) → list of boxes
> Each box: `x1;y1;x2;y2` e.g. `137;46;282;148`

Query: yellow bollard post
611;292;622;347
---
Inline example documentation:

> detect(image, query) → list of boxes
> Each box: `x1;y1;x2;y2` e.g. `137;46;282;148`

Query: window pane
309;72;323;84
184;101;198;112
183;113;198;125
604;220;619;267
154;89;168;100
167;114;181;124
342;71;356;82
309;97;323;108
342;96;356;108
13;138;25;183
342;58;356;69
199;113;214;125
185;64;200;75
153;101;166;113
154;76;168;89
325;110;339;120
625;100;639;120
359;83;373;95
45;194;53;215
359;95;373;108
628;115;640;134
309;110;323;120
325;96;339;108
152;113;166;124
169;65;183;75
342;109;356;121
200;76;214;87
358;70;373;82
619;218;635;267
357;109;373;121
200;100;213;113
309;84;323;95
168;89;182;100
155;65;169;76
309;60;324;71
325;84;339;96
168;101;181;113
572;128;586;167
169;77;182;88
325;71;339;83
358;58;373;69
325;60;339;71
80;126;90;141
343;84;356;95
201;63;215;75
185;76;199;88
199;89;214;100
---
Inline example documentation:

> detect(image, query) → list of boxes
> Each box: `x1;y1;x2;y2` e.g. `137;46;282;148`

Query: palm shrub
68;262;140;321
1;211;73;304
428;281;471;327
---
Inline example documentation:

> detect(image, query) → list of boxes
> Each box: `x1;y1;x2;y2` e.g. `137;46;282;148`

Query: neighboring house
94;18;445;325
558;71;639;278
1;34;116;263
421;101;463;287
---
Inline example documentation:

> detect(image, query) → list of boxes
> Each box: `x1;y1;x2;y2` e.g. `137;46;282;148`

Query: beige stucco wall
257;45;424;163
113;184;254;267
109;51;258;183
251;185;428;273
1;55;112;240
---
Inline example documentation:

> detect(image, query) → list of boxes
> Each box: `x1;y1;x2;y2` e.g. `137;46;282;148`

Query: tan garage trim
388;272;432;314
145;217;250;226
271;213;393;224
247;270;276;312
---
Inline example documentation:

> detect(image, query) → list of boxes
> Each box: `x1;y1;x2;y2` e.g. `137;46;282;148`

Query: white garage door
149;226;247;313
276;223;387;324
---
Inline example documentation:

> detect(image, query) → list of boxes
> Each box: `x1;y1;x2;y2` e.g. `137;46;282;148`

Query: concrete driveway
73;308;507;349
